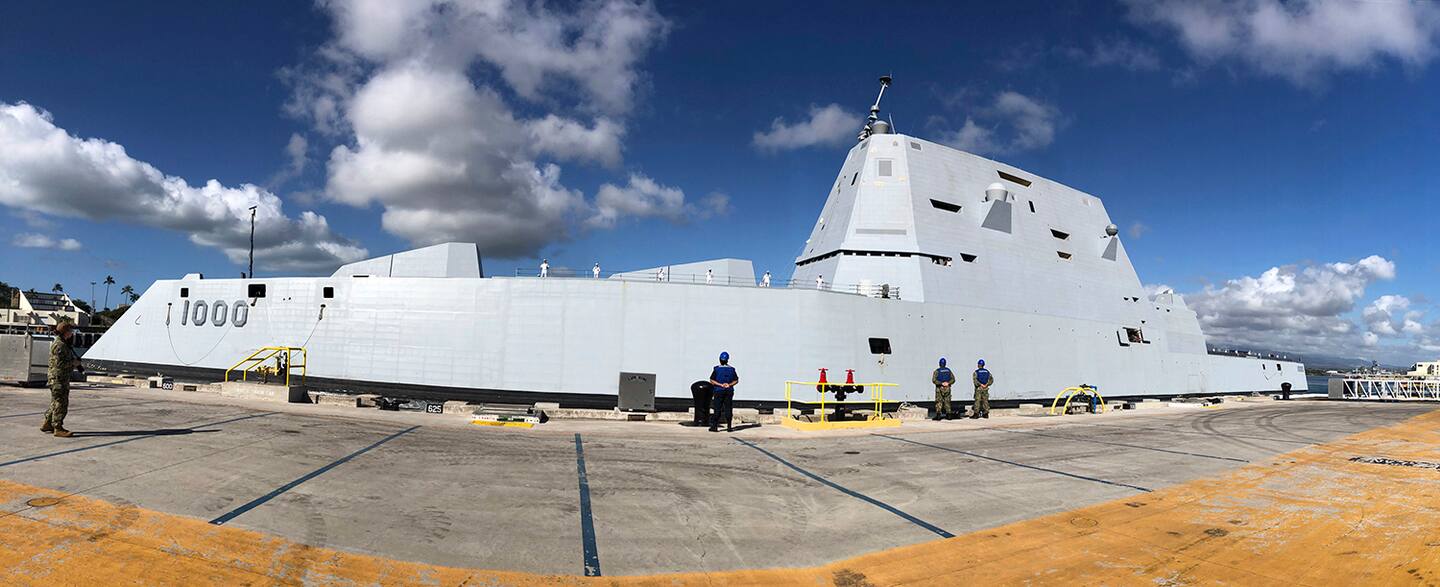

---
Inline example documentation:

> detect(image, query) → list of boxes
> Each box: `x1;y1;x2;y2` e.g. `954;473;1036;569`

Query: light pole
248;205;257;279
89;281;96;313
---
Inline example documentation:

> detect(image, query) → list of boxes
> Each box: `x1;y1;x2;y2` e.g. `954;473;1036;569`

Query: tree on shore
51;283;63;293
103;275;115;310
121;284;137;304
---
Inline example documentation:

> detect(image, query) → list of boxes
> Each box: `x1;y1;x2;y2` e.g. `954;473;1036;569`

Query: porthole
212;300;228;326
191;300;208;326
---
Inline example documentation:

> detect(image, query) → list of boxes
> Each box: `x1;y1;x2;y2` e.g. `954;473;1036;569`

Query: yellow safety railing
225;346;307;387
1049;385;1105;415
784;380;899;423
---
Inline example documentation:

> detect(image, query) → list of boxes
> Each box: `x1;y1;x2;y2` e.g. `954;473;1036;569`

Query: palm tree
103;275;115;310
121;284;136;304
51;283;63;293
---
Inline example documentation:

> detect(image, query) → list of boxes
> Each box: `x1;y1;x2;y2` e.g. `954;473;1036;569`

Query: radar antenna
857;75;893;142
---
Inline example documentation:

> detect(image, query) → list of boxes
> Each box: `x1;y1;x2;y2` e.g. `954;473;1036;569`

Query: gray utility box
0;333;50;386
618;372;656;412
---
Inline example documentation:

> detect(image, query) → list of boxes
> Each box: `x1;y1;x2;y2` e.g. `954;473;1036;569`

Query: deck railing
511;269;901;299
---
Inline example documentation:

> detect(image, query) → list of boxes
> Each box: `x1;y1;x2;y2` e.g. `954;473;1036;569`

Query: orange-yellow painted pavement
2;409;1438;586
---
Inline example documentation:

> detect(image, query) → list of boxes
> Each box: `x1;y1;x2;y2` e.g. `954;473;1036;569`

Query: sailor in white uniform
816;275;825;290
706;269;714;285
540;259;550;278
592;262;601;279
761;271;771;288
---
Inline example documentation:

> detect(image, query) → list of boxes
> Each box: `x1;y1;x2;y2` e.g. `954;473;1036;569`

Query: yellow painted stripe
2;409;1437;585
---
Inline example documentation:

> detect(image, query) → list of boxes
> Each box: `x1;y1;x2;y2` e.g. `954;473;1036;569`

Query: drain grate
26;497;61;508
1350;456;1440;470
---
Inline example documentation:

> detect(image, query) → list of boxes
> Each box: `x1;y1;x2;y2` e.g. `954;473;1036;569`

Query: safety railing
225;346;307;387
513;269;901;299
1049;385;1106;415
783;380;899;423
1336;377;1440;401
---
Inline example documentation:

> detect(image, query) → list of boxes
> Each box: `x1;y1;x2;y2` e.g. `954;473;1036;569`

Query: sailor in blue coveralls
709;352;739;432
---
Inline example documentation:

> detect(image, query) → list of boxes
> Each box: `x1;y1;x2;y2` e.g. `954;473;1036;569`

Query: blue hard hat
939;357;947;367
977;359;985;366
719;351;730;362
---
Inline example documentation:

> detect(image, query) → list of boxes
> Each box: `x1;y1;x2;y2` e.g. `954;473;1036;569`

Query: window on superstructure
1125;327;1143;344
180;288;189;298
910;141;921;151
323;287;334;299
1028;201;1036;214
960;253;977;263
878;159;893;177
930;199;961;213
997;170;1033;187
868;338;892;355
851;172;858;186
247;284;266;298
1050;229;1069;240
1057;251;1073;260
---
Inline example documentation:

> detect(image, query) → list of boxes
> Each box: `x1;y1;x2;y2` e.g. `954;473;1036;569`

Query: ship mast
857;75;893;142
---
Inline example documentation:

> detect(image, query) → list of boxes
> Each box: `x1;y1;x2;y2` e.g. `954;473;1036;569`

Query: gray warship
85;78;1307;407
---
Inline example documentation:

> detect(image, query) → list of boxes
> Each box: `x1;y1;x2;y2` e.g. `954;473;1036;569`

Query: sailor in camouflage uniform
931;357;956;420
971;359;994;419
43;322;80;438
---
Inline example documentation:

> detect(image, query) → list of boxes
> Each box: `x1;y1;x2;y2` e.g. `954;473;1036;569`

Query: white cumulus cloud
1124;0;1440;86
588;173;728;228
1185;255;1395;355
11;233;81;251
292;0;687;258
752;103;856;151
939;91;1061;156
0;103;366;272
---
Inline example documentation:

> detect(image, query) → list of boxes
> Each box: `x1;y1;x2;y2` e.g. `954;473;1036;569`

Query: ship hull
86;275;1307;405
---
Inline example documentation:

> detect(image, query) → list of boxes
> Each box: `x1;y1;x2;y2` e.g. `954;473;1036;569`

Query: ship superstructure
86;78;1306;405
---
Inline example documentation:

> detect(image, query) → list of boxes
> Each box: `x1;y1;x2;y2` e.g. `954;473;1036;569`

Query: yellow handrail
1049;385;1105;415
784;380;899;423
224;346;307;386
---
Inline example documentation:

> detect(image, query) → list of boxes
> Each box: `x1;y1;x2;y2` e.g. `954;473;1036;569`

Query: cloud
1064;37;1162;71
1124;0;1440;86
11;233;81;251
1183;254;1402;357
752;103;856;151
269;132;310;186
1362;294;1426;338
0;103;367;272
293;0;685;259
938;91;1061;156
1128;221;1150;239
588;173;727;228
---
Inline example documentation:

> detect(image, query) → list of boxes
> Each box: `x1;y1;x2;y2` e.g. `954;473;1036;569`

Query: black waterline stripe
0;412;275;468
734;437;953;538
574;433;602;577
209;425;419;525
992;428;1249;463
874;433;1153;493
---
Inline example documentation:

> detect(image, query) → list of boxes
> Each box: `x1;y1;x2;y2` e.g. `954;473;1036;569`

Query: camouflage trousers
46;382;69;428
934;385;953;415
972;387;990;416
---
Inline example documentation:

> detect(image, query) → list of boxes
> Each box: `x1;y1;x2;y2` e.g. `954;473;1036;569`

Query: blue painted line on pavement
0;412;275;468
574;433;602;576
992;428;1249;463
874;433;1153;493
734;437;954;538
210;424;419;525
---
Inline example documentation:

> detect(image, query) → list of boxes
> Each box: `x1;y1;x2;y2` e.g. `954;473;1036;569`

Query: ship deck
0;383;1435;585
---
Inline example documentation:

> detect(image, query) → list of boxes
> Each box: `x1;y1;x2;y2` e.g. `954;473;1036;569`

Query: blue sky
1;0;1437;363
